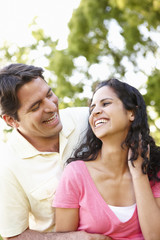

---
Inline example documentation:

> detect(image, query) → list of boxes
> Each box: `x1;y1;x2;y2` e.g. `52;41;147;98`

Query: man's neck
29;138;60;153
35;141;59;152
17;130;60;152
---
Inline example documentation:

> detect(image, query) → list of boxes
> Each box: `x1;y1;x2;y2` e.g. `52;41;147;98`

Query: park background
0;0;160;143
0;0;160;239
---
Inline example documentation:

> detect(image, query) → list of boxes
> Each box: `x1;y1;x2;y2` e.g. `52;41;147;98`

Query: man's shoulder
60;106;88;113
60;107;89;133
0;141;17;172
60;107;89;122
0;141;12;159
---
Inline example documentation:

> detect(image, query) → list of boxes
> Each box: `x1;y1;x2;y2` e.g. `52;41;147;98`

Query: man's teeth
95;119;108;127
44;114;57;123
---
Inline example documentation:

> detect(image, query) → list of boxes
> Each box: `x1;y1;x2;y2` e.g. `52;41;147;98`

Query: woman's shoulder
62;161;87;185
65;160;86;171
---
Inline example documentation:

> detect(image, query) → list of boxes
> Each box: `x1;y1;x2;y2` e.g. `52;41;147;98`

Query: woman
53;79;160;240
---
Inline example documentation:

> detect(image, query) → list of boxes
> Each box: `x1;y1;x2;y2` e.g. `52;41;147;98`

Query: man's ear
2;114;19;128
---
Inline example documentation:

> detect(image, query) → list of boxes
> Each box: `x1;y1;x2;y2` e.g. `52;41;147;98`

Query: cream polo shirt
0;107;89;238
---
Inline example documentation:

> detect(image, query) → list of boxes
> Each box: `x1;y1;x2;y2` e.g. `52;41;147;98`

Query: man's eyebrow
47;87;52;95
28;100;41;111
28;87;52;111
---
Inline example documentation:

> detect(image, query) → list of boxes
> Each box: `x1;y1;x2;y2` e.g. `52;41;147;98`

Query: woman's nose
92;107;102;115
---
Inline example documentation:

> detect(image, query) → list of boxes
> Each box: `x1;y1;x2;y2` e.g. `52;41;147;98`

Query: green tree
67;0;160;142
0;17;87;109
0;1;160;141
67;0;160;80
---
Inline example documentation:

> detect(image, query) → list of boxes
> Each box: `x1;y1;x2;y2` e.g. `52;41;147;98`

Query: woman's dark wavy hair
68;78;160;182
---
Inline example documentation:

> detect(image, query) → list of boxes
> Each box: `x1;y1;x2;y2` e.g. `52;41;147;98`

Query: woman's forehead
92;86;118;102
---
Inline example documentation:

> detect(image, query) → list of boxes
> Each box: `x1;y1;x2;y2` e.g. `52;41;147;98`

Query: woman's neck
98;142;129;177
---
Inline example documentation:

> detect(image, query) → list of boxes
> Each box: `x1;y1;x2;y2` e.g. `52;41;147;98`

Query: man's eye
47;92;53;98
31;104;40;111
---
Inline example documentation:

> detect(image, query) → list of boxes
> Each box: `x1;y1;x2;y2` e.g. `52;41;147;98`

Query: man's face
15;77;62;143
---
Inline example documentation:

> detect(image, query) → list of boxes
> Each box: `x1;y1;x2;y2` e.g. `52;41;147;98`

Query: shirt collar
7;110;75;159
7;129;49;159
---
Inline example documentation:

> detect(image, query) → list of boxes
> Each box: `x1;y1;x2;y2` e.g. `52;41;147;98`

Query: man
0;64;109;240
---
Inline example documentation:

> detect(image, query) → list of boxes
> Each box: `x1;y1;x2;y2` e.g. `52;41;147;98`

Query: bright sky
0;0;159;93
1;0;158;90
0;0;80;48
0;0;159;139
0;0;81;139
0;0;157;87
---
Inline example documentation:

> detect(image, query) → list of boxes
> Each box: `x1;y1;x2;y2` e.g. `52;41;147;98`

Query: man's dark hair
0;63;44;120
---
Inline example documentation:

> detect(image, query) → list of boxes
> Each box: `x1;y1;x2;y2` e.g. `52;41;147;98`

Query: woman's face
89;86;134;140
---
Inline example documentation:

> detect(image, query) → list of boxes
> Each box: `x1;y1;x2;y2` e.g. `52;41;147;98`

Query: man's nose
44;98;58;113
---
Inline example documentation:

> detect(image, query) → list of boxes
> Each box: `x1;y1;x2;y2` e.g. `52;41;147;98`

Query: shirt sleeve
0;165;30;237
52;163;80;208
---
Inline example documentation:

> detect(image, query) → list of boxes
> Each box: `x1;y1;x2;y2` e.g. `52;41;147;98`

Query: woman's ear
2;114;19;128
129;111;135;122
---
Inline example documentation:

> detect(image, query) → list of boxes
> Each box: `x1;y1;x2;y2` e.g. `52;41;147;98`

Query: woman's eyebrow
90;97;113;106
100;97;113;102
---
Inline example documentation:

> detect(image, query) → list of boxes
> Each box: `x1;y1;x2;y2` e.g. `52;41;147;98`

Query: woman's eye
89;108;94;114
103;102;110;106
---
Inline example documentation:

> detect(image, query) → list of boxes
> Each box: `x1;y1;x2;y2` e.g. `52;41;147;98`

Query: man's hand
5;229;112;240
79;231;112;240
50;231;112;240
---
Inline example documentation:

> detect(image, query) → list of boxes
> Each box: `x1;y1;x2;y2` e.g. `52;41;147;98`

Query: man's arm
4;229;111;240
0;165;30;239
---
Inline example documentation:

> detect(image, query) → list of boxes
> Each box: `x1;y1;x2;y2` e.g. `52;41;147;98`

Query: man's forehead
17;77;50;107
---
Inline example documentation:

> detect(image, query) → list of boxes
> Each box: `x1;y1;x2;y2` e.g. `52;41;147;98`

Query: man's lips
43;113;57;124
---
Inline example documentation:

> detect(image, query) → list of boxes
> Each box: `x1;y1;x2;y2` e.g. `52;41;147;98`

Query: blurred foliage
0;1;160;142
67;0;160;142
68;0;160;68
